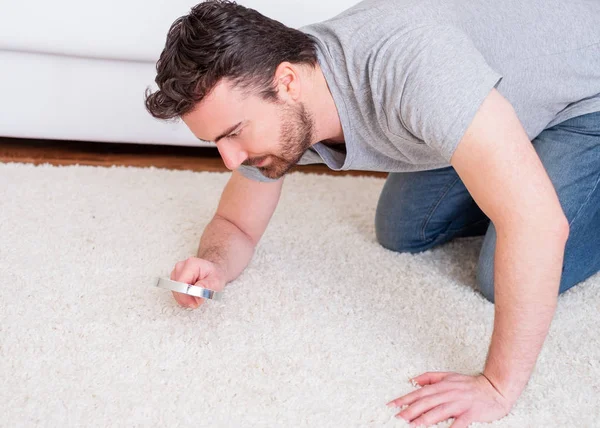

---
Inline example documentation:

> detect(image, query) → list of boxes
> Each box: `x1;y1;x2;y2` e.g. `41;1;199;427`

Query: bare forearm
483;224;568;403
196;215;257;283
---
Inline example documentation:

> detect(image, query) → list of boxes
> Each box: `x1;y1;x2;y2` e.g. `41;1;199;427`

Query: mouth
255;157;269;167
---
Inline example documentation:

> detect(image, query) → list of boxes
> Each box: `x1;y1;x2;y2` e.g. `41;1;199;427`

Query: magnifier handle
155;277;223;301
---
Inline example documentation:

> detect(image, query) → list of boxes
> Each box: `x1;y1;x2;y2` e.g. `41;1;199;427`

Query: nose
217;143;248;170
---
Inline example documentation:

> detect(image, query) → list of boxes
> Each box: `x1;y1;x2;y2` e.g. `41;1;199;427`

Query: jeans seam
421;175;462;241
567;170;600;228
438;217;490;238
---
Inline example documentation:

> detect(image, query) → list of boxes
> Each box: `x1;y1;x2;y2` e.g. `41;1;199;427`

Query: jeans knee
375;226;431;254
476;225;497;303
376;236;437;254
375;213;436;254
476;257;495;303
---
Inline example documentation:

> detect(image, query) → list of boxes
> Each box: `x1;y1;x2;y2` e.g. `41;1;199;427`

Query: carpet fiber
1;162;599;427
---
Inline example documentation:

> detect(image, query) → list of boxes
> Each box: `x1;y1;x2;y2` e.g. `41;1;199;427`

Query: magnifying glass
155;277;223;301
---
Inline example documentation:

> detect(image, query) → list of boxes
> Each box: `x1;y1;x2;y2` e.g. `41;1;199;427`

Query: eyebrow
203;121;243;143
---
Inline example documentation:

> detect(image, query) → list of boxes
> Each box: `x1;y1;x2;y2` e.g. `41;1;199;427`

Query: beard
244;102;315;180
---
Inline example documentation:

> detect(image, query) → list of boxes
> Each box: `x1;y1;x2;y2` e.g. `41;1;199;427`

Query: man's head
144;0;321;179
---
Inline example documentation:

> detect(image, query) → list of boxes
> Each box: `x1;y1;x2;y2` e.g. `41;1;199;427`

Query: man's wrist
482;369;523;407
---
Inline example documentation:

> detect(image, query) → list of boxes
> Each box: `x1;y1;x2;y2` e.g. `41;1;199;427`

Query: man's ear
273;61;301;102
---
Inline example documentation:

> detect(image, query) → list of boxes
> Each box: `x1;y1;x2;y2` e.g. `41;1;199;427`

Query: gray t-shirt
239;0;600;182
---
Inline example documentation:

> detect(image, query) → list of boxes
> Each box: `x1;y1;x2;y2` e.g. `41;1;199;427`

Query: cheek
246;127;278;153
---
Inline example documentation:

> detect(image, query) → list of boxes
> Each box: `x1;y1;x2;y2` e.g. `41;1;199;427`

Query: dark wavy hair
144;0;319;121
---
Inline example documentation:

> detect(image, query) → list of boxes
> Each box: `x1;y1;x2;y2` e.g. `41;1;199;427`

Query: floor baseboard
0;137;386;177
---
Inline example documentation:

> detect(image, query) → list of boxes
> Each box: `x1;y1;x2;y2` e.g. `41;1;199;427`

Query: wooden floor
0;137;387;178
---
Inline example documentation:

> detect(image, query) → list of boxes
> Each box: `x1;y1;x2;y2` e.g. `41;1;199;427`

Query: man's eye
228;131;240;139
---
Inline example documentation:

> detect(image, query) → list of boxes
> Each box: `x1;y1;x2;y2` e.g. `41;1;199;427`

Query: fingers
170;261;184;281
449;413;472;428
166;257;223;309
170;258;203;309
388;381;455;408
170;290;199;309
413;372;453;386
411;402;464;428
396;391;462;423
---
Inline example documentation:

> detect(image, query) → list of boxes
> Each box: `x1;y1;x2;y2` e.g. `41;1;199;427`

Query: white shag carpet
1;162;599;428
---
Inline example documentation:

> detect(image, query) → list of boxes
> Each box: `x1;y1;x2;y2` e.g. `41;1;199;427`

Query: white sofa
0;0;358;147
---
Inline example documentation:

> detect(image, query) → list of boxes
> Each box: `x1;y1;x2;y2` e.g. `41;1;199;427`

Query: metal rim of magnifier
156;277;222;301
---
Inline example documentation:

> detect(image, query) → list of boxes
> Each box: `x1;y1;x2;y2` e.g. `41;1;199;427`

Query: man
145;0;600;425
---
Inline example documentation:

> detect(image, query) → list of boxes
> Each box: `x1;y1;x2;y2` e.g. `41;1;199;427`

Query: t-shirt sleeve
236;164;281;183
377;25;503;162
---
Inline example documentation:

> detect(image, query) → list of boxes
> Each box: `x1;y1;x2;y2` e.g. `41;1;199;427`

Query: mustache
243;156;269;167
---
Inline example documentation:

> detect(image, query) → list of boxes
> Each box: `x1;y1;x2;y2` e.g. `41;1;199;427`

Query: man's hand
386;372;513;427
170;257;227;309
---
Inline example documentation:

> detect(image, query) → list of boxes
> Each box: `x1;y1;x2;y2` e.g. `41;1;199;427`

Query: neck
307;64;345;145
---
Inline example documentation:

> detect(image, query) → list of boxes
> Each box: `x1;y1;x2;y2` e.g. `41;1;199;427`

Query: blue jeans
375;111;600;303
